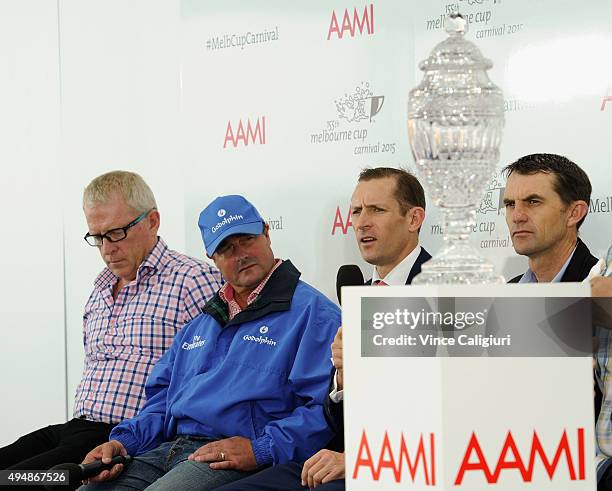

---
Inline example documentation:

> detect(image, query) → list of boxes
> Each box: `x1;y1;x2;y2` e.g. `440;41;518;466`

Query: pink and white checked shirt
73;238;222;424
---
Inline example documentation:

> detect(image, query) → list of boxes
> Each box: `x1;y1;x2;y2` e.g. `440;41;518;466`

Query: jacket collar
203;260;301;327
561;237;598;282
509;237;598;283
365;247;431;286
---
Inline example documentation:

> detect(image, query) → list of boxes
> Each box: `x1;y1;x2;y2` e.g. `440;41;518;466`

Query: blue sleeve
250;302;340;465
109;335;179;456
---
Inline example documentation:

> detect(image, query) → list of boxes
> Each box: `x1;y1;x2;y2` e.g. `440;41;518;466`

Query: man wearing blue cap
79;195;341;491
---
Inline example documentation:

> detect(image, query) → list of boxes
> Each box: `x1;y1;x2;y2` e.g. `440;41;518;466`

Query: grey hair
83;170;157;213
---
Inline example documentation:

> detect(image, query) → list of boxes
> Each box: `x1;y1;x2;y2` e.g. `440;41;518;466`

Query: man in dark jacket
502;154;606;487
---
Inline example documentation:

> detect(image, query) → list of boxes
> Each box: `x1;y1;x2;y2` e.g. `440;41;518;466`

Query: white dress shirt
330;245;423;402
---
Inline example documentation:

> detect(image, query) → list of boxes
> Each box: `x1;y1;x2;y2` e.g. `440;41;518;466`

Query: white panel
179;1;419;300
58;0;183;413
0;1;65;445
344;284;595;489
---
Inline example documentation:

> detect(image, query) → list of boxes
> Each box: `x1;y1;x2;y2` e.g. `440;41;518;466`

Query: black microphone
336;264;364;304
45;455;132;488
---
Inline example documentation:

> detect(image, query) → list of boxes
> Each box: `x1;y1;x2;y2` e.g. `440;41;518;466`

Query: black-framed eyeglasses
84;209;154;247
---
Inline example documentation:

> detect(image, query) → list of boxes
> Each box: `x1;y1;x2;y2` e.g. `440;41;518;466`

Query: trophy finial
446;12;468;36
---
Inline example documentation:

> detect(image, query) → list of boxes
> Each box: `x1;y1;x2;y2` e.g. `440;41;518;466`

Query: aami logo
352;430;436;485
327;4;374;40
454;428;585;484
601;86;612;111
223;116;266;148
331;206;353;235
351;428;585;486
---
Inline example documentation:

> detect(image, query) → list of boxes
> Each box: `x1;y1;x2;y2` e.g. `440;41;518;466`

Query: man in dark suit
217;167;431;490
502;153;597;284
502;154;606;488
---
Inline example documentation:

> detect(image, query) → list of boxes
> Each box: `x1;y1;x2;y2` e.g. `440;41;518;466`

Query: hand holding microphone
46;454;132;489
74;440;129;485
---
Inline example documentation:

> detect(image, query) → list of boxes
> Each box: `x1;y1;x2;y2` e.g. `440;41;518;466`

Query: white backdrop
1;0;611;447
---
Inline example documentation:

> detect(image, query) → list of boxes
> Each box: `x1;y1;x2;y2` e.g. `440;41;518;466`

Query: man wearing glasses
0;171;222;477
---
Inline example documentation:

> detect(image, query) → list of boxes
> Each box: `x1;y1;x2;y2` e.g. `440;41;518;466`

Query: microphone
45;455;132;488
336;264;364;304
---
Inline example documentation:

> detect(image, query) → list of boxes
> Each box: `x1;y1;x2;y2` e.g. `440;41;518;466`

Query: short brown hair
503;153;591;229
358;167;426;215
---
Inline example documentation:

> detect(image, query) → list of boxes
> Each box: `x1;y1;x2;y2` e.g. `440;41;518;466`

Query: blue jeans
79;437;256;491
216;462;345;490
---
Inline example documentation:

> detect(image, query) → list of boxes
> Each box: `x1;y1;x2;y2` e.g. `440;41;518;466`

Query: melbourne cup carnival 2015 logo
477;175;506;216
335;82;385;123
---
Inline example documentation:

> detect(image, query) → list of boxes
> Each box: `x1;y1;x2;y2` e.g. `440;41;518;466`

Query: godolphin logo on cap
199;195;265;256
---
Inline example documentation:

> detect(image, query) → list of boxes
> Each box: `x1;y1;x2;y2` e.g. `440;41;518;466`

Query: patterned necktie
374;280;388;286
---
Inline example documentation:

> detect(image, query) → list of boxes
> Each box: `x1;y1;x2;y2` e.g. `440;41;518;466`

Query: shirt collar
219;259;283;307
518;245;576;284
371;245;422;286
94;237;167;290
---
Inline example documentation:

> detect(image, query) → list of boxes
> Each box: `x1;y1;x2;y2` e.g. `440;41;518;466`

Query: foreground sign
343;283;595;490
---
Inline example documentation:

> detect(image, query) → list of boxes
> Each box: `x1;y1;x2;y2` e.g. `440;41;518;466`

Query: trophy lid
419;13;493;71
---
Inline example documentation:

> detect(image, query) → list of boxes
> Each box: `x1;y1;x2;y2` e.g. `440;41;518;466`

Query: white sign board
343;283;595;490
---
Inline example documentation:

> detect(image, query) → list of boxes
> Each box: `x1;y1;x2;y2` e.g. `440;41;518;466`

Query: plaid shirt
595;247;612;479
219;259;282;320
73;238;222;424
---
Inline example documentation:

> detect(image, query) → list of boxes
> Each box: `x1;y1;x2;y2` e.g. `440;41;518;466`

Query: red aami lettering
352;429;435;485
454;429;586;485
327;4;374;40
331;206;352;235
223;117;266;148
454;432;494;484
353;430;376;479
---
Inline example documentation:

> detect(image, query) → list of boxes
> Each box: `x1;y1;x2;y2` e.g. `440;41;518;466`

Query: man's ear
567;200;588;228
148;209;161;233
407;207;426;233
263;223;271;243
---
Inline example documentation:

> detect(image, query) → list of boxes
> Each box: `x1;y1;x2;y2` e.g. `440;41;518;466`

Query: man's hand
188;436;258;471
592;276;612;297
81;440;127;483
592;277;612;328
332;326;343;390
301;449;345;488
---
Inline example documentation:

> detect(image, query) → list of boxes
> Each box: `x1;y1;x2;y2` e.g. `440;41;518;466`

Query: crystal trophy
407;13;505;284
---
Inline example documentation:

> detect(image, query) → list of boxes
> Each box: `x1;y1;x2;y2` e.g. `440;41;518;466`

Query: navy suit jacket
508;238;597;283
325;247;432;451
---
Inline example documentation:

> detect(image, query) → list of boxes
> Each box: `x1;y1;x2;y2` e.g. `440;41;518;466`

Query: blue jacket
110;261;340;466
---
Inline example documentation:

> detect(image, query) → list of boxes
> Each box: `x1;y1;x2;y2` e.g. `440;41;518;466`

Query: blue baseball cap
198;195;265;256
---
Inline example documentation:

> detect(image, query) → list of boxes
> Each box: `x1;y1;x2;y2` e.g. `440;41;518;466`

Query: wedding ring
220;452;226;461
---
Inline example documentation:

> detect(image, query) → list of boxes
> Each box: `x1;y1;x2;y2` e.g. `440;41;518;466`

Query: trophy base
412;244;505;285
